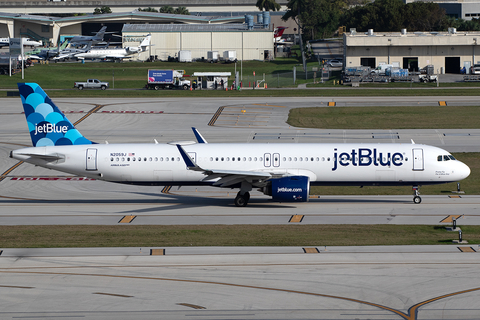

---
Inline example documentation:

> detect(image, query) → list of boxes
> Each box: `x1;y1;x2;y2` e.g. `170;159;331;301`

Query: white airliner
74;34;151;61
10;83;470;206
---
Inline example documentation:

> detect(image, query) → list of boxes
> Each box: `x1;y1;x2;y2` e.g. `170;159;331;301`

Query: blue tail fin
18;83;94;147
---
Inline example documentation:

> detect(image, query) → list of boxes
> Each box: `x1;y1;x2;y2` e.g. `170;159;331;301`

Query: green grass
1;60;480;98
0;225;477;248
287;106;480;129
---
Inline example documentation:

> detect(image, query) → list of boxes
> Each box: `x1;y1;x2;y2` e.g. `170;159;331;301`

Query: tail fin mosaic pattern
18;83;93;147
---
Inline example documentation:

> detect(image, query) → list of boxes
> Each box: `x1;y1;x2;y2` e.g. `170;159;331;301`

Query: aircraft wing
176;144;271;187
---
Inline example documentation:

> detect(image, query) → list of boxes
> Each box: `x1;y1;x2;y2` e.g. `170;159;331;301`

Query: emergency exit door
86;148;97;171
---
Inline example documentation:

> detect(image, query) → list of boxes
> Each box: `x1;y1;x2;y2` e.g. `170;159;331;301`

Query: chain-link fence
238;68;329;88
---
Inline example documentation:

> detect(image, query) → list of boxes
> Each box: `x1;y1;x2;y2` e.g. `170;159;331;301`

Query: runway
1;95;480;319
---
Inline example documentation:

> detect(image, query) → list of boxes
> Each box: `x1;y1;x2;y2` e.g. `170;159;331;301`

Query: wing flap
176;144;272;187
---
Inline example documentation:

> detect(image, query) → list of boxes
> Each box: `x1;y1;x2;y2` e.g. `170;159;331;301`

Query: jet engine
261;176;310;202
126;47;140;53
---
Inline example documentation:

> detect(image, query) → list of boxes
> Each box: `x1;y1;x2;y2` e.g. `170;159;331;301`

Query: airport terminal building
344;29;480;74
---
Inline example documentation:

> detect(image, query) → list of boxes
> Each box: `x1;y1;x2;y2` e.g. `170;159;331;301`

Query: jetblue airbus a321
10;83;470;206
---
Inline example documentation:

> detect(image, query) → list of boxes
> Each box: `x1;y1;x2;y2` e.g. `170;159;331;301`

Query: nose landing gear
413;186;421;204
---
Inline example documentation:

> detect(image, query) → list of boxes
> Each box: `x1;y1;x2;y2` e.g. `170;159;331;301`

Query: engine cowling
264;176;310;202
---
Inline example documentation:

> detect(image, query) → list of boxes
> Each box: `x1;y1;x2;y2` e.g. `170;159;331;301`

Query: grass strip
287;106;480;129
0;225;477;248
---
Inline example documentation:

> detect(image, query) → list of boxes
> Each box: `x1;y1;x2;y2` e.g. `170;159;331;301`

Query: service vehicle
146;69;191;90
74;79;109;90
418;74;438;83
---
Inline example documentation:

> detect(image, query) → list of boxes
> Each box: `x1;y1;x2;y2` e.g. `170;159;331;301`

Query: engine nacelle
264;176;310;202
127;47;140;53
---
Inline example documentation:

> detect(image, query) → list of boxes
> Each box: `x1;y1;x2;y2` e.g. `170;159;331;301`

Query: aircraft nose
456;161;471;180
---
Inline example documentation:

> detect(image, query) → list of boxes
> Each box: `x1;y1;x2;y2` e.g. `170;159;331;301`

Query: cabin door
412;148;424;171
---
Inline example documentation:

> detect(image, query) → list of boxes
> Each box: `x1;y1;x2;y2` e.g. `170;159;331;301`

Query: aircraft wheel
234;192;249;207
413;196;422;204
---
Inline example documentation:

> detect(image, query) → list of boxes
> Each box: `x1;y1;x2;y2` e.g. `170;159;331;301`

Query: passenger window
238;157;241;161
110;157;114;161
144;157;147;161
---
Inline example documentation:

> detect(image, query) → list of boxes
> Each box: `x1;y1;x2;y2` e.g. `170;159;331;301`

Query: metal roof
122;23;271;32
0;10;244;24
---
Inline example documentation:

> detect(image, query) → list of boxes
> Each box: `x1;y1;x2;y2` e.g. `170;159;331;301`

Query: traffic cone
265;83;267;89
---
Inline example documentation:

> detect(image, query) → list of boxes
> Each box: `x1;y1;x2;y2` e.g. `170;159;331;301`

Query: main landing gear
234;191;250;207
234;181;252;207
413;186;421;204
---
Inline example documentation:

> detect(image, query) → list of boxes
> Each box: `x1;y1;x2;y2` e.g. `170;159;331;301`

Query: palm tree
256;0;281;11
283;0;307;71
160;6;174;14
174;6;190;15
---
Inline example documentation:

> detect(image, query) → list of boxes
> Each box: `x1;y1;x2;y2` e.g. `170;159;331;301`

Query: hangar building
123;23;273;61
344;28;480;74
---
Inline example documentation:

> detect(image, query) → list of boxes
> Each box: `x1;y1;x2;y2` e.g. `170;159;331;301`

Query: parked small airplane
52;43;92;61
0;37;43;47
10;83;471;206
74;34;151;61
69;26;111;45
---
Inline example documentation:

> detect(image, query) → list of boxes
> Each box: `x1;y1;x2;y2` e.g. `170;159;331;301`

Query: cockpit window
438;154;456;161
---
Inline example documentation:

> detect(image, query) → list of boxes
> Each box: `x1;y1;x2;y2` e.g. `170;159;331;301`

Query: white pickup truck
74;79;109;90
